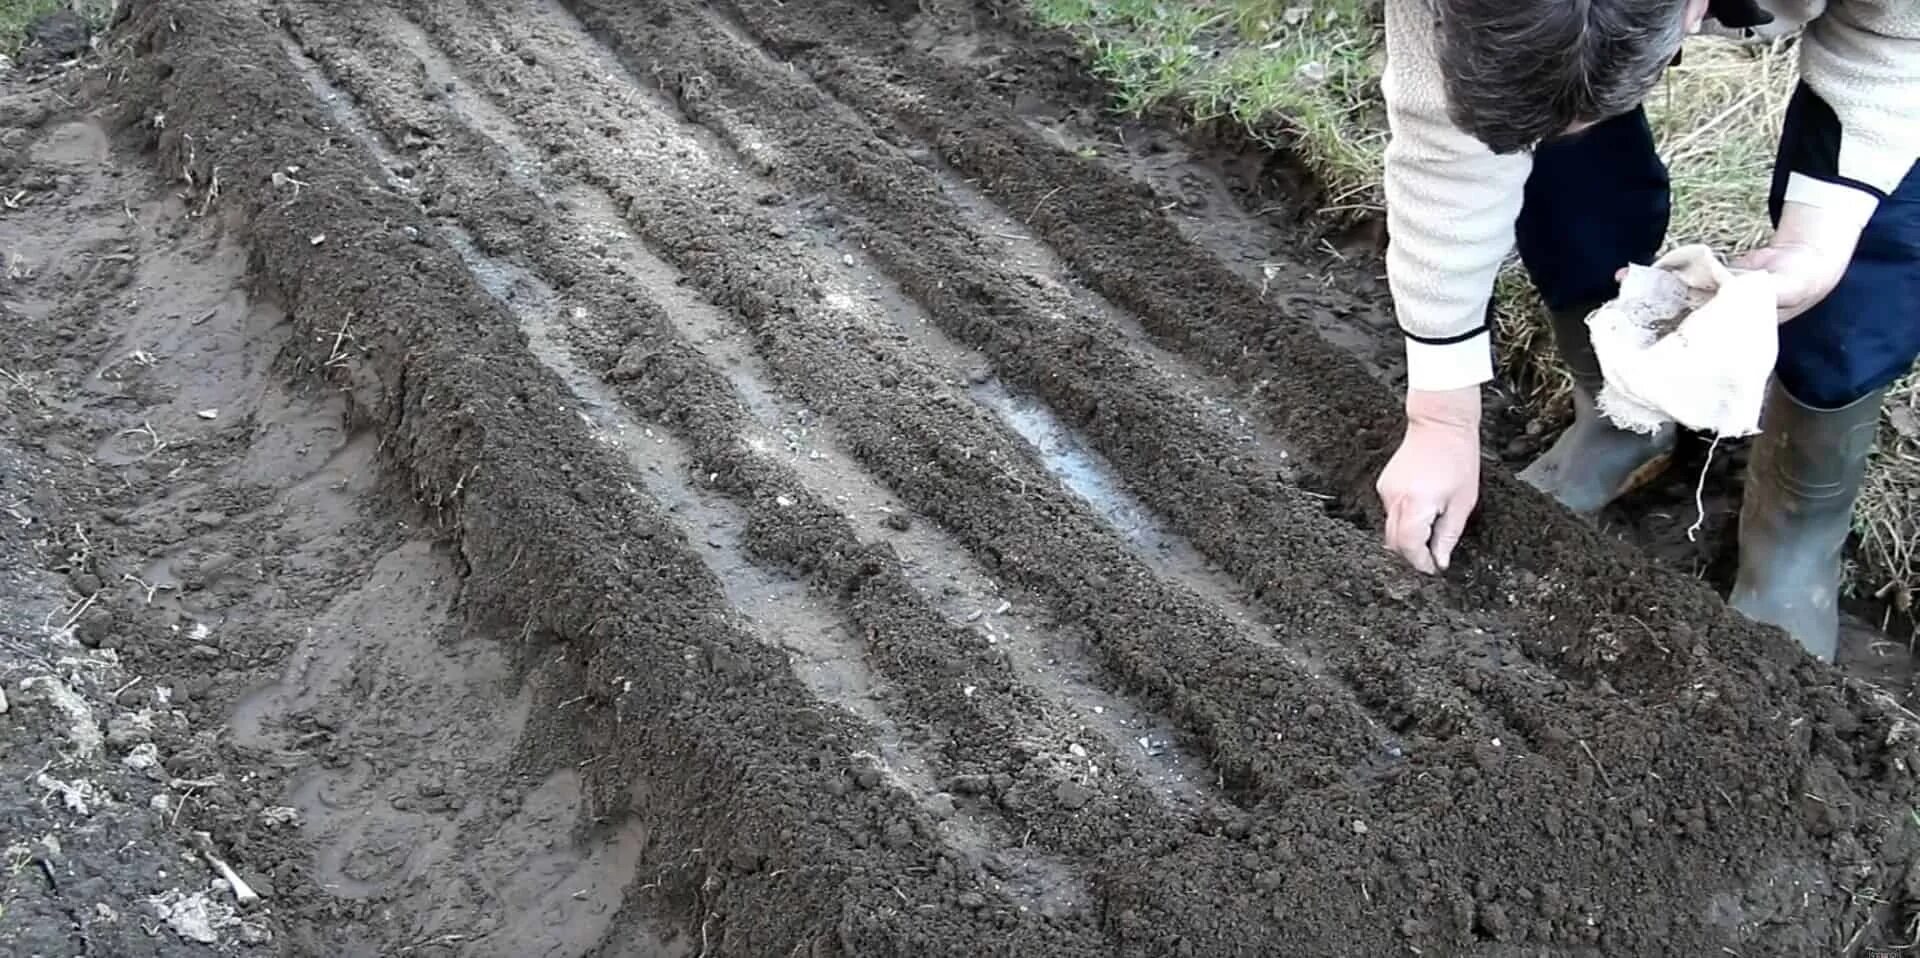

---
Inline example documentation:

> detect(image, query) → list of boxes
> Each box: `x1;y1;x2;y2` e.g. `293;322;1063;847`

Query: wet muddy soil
1;1;1918;955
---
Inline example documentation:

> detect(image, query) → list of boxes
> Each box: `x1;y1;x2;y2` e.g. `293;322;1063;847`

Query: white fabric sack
1584;243;1778;438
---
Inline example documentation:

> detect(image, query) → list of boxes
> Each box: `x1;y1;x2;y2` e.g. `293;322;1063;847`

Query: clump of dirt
0;0;1917;955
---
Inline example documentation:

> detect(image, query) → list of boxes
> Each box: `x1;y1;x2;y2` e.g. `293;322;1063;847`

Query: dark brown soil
1;0;1917;955
933;0;1916;669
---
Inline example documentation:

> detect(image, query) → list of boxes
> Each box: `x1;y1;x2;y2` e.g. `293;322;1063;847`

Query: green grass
0;0;65;57
1030;1;1920;611
1033;0;1386;209
0;0;114;58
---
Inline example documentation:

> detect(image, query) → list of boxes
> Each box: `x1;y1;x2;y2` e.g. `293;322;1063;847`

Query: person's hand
1736;240;1850;322
1736;197;1870;322
1376;386;1481;574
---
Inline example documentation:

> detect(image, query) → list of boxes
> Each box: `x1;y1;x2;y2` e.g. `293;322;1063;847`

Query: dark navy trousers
1514;83;1920;410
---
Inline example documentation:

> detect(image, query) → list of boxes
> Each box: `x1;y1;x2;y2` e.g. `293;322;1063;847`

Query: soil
1;1;1917;956
941;0;1916;666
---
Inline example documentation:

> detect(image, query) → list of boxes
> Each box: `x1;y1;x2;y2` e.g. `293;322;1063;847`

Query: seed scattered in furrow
452;0;1917;934
601;0;1898;831
705;0;1814;694
714;0;1912;764
546;0;1510;757
363;0;1399;804
587;2;1920;947
553;0;1558;758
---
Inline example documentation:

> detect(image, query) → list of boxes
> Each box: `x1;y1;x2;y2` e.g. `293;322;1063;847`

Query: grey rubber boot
1727;379;1886;662
1516;302;1678;514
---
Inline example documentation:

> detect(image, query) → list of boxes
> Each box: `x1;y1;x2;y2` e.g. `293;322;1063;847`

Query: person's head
1432;0;1712;153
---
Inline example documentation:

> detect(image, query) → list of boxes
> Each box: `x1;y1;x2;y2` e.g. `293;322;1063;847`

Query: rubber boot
1515;302;1678;513
1727;380;1886;661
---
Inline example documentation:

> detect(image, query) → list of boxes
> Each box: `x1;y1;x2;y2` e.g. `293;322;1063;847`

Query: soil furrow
271;15;1332;948
912;0;1405;355
907;0;1775;601
440;0;1916;951
699;0;1920;841
288;5;1920;954
456;227;1096;922
703;0;1841;694
124;1;1115;951
50;0;1917;953
276;0;1230;826
277;15;1178;924
354;0;1403;808
510;0;1528;774
560;0;1920;873
552;0;1571;760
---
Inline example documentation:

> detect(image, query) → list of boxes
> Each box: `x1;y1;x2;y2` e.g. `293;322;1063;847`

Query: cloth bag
1584;243;1778;438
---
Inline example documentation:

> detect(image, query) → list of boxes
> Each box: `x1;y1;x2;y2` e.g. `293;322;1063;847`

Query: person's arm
1744;2;1920;317
1793;2;1920;216
1375;0;1534;573
1380;0;1533;392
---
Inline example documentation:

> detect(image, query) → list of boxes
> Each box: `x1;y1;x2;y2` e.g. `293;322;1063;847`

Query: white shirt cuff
1404;331;1494;392
1784;172;1882;231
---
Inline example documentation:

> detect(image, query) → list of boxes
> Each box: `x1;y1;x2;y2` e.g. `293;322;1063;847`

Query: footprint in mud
231;541;666;954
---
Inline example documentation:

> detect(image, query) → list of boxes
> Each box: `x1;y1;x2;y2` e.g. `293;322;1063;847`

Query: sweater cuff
1784;172;1882;229
1837;134;1917;200
1404;329;1494;392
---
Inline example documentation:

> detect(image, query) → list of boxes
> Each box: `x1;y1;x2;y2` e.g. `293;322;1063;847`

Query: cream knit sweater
1382;0;1920;392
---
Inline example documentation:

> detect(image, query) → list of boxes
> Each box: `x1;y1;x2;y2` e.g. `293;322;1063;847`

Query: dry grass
1030;3;1919;605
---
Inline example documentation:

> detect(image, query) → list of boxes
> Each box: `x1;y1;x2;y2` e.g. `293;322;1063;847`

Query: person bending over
1373;0;1919;660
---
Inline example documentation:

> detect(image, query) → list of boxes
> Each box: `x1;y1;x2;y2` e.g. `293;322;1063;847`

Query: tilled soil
2;0;1919;955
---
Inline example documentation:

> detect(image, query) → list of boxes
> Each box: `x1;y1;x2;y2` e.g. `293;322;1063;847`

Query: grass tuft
0;0;64;56
0;0;114;58
1029;1;1920;603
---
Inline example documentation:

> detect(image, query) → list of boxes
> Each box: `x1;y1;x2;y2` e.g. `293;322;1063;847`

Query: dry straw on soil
1033;0;1919;610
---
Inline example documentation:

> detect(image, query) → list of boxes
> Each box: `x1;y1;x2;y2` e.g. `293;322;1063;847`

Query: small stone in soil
925;793;956;819
946;774;991;795
75;615;111;647
1054;781;1094;810
1475;902;1511;939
